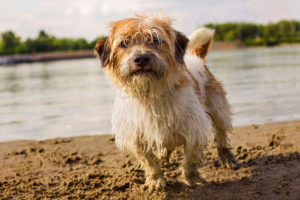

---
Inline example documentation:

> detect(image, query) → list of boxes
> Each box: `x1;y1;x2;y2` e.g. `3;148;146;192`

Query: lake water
1;45;300;142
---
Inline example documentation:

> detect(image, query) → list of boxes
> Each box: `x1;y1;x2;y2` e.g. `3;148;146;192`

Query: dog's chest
112;86;212;151
116;94;180;131
112;86;204;135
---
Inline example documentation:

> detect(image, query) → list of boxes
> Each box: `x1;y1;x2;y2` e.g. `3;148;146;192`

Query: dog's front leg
134;141;165;191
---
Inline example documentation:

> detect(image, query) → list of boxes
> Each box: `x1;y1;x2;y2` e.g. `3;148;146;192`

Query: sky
1;0;300;41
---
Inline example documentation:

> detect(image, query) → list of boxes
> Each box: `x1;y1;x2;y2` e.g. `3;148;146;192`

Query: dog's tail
187;27;215;59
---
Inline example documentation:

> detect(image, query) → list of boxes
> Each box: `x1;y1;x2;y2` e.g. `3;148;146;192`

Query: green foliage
0;31;21;54
224;30;236;41
0;30;105;55
204;20;300;46
2;20;300;55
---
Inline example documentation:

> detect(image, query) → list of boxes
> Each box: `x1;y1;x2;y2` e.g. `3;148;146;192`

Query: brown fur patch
203;65;228;108
174;73;190;89
94;37;110;66
190;39;212;59
174;31;189;64
184;68;203;103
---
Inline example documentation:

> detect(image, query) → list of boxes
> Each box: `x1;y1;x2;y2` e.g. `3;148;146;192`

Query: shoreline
1;120;300;199
0;50;95;65
1;42;300;65
0;119;299;143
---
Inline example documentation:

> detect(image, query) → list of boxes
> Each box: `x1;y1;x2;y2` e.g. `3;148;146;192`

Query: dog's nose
134;54;151;67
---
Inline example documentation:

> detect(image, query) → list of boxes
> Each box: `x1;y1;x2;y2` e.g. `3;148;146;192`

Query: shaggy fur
95;14;236;190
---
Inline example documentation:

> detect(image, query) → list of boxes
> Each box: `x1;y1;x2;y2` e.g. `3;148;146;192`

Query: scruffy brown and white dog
95;13;236;190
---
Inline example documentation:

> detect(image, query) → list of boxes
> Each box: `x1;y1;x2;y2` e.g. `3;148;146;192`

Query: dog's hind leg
182;145;207;186
214;125;237;167
204;72;237;167
134;141;165;191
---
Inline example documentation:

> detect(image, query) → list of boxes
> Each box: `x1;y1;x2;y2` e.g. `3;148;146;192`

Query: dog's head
95;14;189;99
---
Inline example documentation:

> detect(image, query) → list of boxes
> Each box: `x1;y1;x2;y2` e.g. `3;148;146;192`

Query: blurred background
0;0;300;141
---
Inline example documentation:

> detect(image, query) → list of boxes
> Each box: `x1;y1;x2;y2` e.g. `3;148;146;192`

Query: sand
1;120;300;200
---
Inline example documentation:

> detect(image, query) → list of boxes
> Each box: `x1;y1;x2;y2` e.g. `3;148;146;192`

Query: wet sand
1;120;300;200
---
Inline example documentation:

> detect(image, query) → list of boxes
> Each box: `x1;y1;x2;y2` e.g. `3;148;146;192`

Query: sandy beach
1;120;300;200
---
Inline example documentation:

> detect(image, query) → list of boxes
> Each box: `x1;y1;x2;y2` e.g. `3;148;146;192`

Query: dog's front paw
143;177;165;192
183;169;207;186
217;147;239;169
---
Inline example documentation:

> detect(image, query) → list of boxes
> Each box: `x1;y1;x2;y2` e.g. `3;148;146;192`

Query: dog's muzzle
129;53;161;78
134;53;151;68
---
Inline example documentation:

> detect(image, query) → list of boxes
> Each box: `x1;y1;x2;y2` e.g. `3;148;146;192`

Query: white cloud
0;0;300;40
65;0;170;17
246;0;300;23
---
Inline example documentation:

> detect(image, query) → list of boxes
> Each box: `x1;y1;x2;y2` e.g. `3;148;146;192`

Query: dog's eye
119;40;128;48
152;37;160;45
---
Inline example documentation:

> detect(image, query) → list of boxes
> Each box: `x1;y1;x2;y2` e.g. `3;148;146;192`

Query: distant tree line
1;20;300;55
0;30;104;55
205;20;300;46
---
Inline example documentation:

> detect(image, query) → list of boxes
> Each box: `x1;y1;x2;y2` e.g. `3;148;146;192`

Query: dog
94;13;236;190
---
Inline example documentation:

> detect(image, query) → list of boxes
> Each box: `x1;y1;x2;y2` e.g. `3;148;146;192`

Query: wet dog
95;13;236;190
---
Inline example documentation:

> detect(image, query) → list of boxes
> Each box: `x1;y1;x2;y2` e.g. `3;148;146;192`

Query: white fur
187;27;215;50
185;53;208;94
112;75;212;153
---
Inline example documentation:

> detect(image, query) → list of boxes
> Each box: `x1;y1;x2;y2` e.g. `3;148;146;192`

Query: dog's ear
94;37;110;67
174;31;189;64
